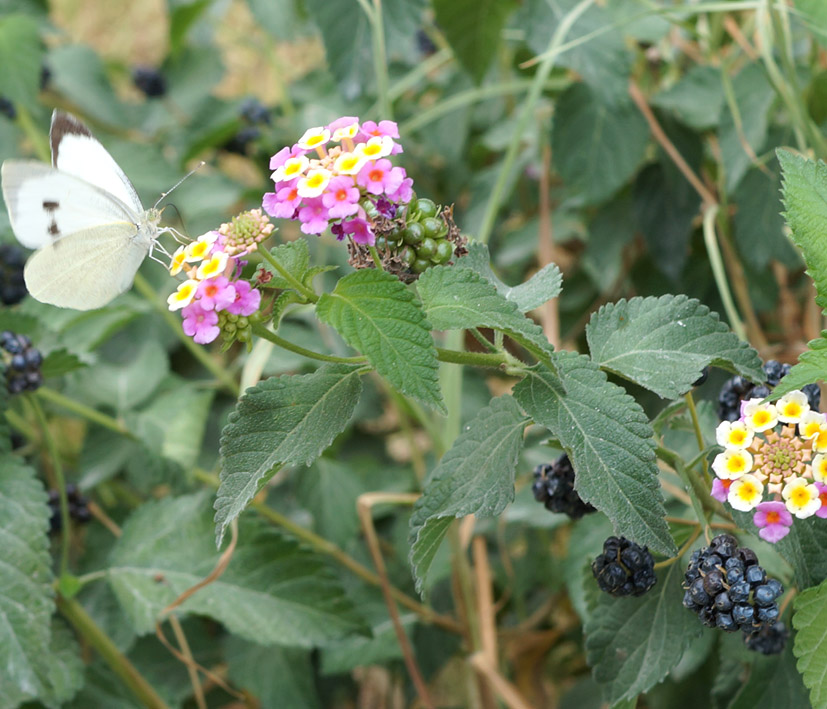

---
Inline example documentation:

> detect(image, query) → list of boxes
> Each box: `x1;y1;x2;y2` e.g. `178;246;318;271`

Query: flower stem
57;595;171;709
684;391;711;487
436;347;509;368
368;246;384;269
37;387;136;439
29;395;71;577
133;273;239;395
702;205;746;341
251;322;366;364
258;244;319;302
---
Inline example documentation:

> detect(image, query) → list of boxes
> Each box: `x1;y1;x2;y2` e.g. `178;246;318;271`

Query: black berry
682;535;783;634
531;454;596;519
239;97;271;125
223;126;261;155
47;483;92;533
1;331;43;394
744;621;788;655
132;66;167;98
0;97;15;120
592;536;657;597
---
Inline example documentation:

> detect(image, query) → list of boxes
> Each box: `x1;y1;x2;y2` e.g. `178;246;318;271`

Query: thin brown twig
169;615;206;709
469;652;534;709
472;537;498;667
722;14;759;61
87;501;122;537
358;492;434;709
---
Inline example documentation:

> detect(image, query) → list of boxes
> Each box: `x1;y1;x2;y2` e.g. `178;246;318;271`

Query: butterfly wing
1;160;139;249
24;223;152;310
50;110;143;214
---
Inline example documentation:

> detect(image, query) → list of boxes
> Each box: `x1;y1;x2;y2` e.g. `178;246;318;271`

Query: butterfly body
1;111;164;310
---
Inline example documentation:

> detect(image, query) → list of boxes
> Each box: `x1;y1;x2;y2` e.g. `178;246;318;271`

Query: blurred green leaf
163;46;224;115
552;83;649;205
652;65;725;131
109;493;368;645
794;0;827;46
216;363;363;545
317;269;445;413
409;395;529;594
434;0;516;83
296;458;362;547
586;295;765;398
728;644;810;708
41;347;86;378
585;563;699;704
513;354;676;556
793;582;827;708
0;14;42;111
583;195;635;293
169;0;211;55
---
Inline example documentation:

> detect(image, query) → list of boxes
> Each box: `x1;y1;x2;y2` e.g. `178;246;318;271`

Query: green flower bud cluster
218;311;253;349
375;198;455;274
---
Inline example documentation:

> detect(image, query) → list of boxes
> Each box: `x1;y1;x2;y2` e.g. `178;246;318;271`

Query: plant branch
258;247;318;302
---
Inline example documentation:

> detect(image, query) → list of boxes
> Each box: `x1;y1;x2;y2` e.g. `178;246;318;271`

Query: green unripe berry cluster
218;311;252;345
378;198;454;273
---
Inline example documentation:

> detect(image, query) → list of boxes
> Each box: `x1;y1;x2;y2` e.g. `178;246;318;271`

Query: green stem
656;444;720;524
702;205;746;341
435;347;508;368
133;274;239;395
368;246;384;269
37;387;136;439
369;0;392;118
684;392;711;487
251;322;366;364
57;595;171;709
384;48;453;105
477;0;596;245
258;247;318;302
29;396;71;577
16;105;50;162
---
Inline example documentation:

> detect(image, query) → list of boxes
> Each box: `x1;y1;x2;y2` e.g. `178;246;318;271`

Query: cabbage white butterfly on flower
1;110;167;310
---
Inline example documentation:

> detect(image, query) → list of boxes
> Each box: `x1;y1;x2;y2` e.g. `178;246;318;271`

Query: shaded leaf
728;644;810;709
296;459;362;547
417;266;556;368
512;354;676;555
774;514;827;590
651;65;725;131
49;45;127;125
552;83;649;204
586;295;765;398
316;269;444;413
215;364;363;545
40;348;86;378
771;335;827;400
585;563;698;704
793;582;827;708
0;14;42;111
409;395;529;593
109;493;368;646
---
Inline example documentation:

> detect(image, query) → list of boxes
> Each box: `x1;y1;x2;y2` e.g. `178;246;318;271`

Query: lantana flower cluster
262;117;412;246
166;210;270;344
711;390;827;543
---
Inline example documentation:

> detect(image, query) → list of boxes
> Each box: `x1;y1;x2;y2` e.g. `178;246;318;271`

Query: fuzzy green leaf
728;644;810;709
409;395;530;593
552;83;649;205
417;266;556;368
0;14;43;111
587;295;765;399
771;335;827;400
651;65;725;131
258;240;335;291
0;456;69;707
793;0;827;46
456;241;562;312
434;0;516;83
793;582;827;708
110;493;367;646
779;149;827;313
585;562;698;704
40;348;86;378
774;515;827;590
513;354;676;555
316;269;444;413
215;364;363;545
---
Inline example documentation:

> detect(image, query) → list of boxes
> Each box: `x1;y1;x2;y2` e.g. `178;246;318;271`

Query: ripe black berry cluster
682;535;783;635
743;620;788;655
132;66;167;98
592;536;657;597
48;484;92;533
224;98;272;155
717;360;821;421
531;454;596;519
1;331;43;394
0;244;27;305
374;198;457;274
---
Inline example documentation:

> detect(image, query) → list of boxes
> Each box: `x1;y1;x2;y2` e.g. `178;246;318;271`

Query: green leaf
728;644;810;709
316;269;444;413
409;395;529;593
226;637;320;709
651;65;725;131
770;334;827;400
793;582;827;708
38;621;84;708
434;0;516;83
0;456;62;706
794;0;827;46
417;266;556;368
40;348;86;378
456;241;561;311
258;239;333;291
109;493;368;646
162;46;224;116
583;195;636;293
215;364;363;545
169;0;210;55
719;64;775;192
296;459;362;547
585;563;698;704
246;0;309;40
774;514;827;589
779;148;827;313
0;14;42;111
552;83;649;205
586;295;765;399
512;354;676;556
49;45;127;125
305;0;371;93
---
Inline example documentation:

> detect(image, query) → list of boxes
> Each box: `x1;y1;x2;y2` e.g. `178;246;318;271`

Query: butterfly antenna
153;161;206;209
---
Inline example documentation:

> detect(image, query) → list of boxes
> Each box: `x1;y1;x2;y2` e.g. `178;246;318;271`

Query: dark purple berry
744;621;788;655
132;66;167;98
745;565;766;585
0;97;15;120
716;613;737;631
714;592;733;612
732;604;754;625
592;536;656;597
531;455;595;520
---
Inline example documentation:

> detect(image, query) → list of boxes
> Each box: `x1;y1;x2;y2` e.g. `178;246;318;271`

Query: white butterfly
1;110;166;310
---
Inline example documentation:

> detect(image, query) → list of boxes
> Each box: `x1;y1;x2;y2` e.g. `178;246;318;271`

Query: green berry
402;223;425;246
386;229;402;243
361;199;379;219
417;237;437;259
411;258;430;273
400;247;416;266
433;240;454;264
416;198;438;219
422;217;444;239
375;236;388;250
